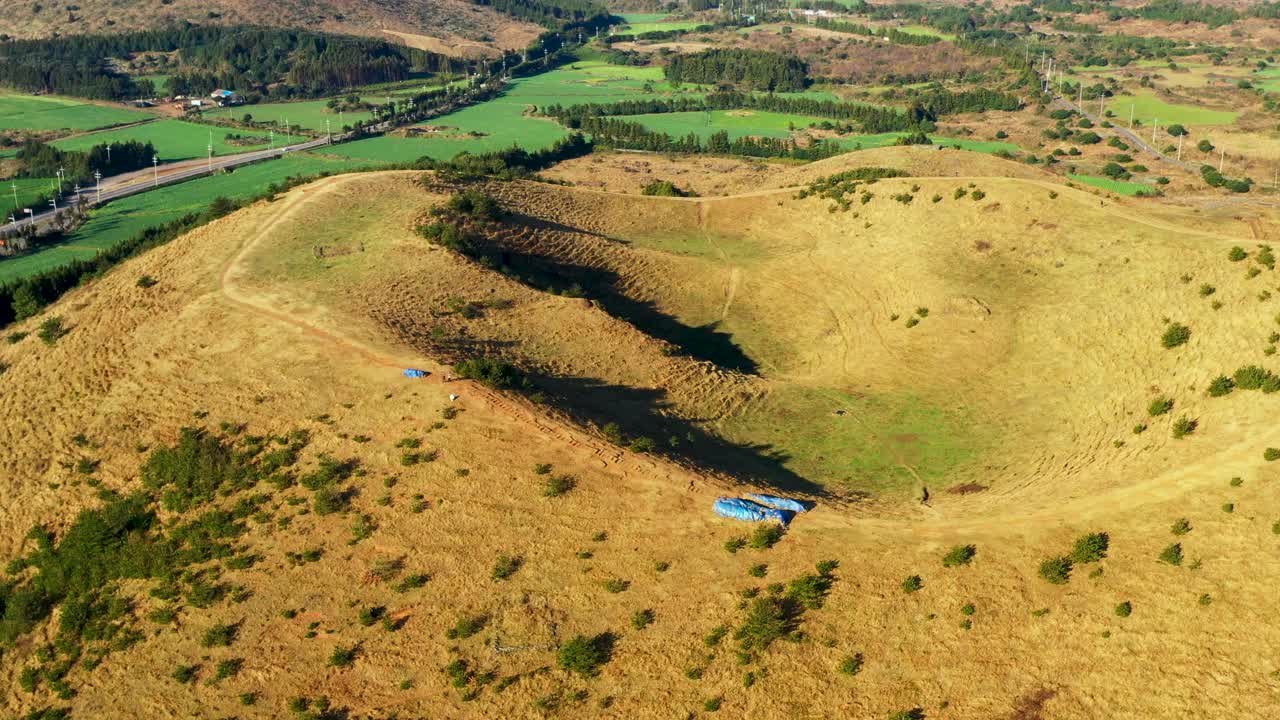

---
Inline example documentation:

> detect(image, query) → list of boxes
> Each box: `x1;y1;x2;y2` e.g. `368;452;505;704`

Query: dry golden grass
2;168;1280;719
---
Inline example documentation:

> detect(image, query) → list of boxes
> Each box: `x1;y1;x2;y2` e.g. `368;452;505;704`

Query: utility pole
1152;118;1158;143
207;140;213;173
94;170;101;204
152;155;159;187
1078;83;1083;108
325;118;331;144
57;167;65;192
1129;104;1134;129
269;129;274;151
105;145;111;165
10;181;16;213
1219;147;1225;172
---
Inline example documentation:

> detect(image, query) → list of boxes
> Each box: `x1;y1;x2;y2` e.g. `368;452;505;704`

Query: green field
1106;90;1240;127
896;24;956;40
52;120;308;162
327;60;705;163
1253;67;1280;93
1068;173;1154;196
0;154;377;283
0;94;151;131
205;99;375;132
617;20;703;34
4;178;59;215
136;74;171;94
620;109;831;140
836;132;1020;154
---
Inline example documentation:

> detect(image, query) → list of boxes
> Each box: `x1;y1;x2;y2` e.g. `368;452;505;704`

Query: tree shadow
525;370;831;498
484;237;760;375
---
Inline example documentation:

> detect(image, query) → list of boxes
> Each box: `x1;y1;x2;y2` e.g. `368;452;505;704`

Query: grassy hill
1;0;542;55
1;166;1279;719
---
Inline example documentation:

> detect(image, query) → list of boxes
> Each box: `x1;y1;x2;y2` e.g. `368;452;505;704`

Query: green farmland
327;60;704;163
619;110;830;140
52;120;309;162
837;132;1020;154
1068;173;1154;196
204;99;376;132
0;154;376;284
0;94;151;131
4;178;59;215
1106;90;1240;127
615;13;704;34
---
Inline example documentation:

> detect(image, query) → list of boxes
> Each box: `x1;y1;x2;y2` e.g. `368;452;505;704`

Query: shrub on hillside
1069;533;1109;564
1159;543;1184;566
557;633;614;677
1171;416;1198;438
1038;556;1073;584
942;544;976;567
1148;396;1174;416
1161;322;1190;348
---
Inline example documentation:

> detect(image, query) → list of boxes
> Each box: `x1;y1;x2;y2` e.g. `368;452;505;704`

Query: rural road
7;135;339;234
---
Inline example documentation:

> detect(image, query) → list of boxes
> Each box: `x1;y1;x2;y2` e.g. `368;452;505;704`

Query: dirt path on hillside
217;175;690;486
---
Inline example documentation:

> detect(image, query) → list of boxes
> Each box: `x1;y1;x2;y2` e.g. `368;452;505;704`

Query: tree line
0;25;478;100
544;86;1022;134
813;19;940;46
569;117;846;160
469;0;611;28
665;49;809;92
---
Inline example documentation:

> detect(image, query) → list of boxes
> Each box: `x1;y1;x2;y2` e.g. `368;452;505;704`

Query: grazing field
0;93;151;131
51;119;309;162
204;99;376;132
0;154;370;283
327;61;704;163
4;177;58;214
896;24;956;40
837;132;1020;154
1068;173;1154;196
1106;90;1240;127
619;109;831;140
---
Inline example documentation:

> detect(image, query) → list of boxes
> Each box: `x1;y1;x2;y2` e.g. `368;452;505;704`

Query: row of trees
468;0;611;28
16;139;155;185
571;117;846;160
664;49;809;92
813;18;940;46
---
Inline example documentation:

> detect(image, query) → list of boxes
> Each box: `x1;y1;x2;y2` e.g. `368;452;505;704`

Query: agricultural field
619;109;832;140
204;99;376;132
0;154;372;283
1105;90;1241;127
1068;173;1154;196
3;177;59;214
0;93;152;131
615;13;704;34
327;61;705;163
51;119;309;162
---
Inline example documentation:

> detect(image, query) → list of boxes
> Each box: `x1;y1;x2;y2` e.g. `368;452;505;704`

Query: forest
664;49;809;92
0;26;475;100
813;19;940;46
468;0;612;28
568;117;846;160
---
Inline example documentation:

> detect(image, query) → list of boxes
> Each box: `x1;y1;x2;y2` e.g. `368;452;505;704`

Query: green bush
1233;365;1274;390
453;358;528;390
446;614;487;640
1148;396;1174;416
724;536;748;554
1207;375;1235;396
961;602;976;616
1264;447;1280;462
1171;416;1197;438
213;658;243;681
328;644;358;668
748;563;768;578
888;710;926;720
942;544;976;567
1171;518;1192;535
749;524;785;550
1038;556;1073;584
172;664;199;684
201;621;238;648
900;575;923;593
631;609;655;630
542;474;576;497
557;633;613;677
1069;533;1109;564
1158;543;1184;566
1114;601;1132;617
1161;322;1191;349
601;578;630;593
37;317;68;345
787;572;833;609
837;653;864;676
491;555;522;581
734;597;797;652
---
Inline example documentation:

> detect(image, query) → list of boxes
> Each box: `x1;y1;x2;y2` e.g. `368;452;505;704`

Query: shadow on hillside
487;232;760;375
527;371;832;499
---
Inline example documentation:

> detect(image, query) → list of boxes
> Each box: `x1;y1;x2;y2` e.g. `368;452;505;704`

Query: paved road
8;135;336;234
1039;71;1199;173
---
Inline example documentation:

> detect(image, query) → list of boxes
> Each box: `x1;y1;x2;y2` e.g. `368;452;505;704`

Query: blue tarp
403;368;428;378
747;493;807;514
713;497;789;524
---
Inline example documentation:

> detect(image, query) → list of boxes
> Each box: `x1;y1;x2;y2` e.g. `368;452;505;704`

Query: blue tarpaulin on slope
747;493;807;514
713;497;789;524
403;368;428;378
